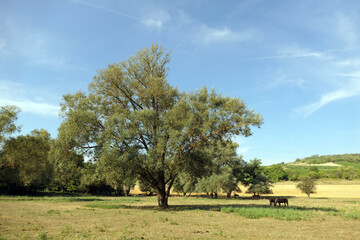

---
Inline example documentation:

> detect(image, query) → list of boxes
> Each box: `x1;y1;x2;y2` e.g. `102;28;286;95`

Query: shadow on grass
178;195;297;200
121;203;340;213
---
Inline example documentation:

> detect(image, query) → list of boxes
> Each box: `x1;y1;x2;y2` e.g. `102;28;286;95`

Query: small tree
296;176;317;198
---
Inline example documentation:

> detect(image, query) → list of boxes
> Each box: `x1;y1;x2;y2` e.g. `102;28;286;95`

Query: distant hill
277;154;360;180
293;153;360;165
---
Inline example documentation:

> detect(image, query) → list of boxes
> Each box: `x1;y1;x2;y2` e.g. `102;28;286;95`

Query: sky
1;0;360;165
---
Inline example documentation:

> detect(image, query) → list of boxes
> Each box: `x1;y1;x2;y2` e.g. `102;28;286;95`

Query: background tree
194;141;243;198
296;176;317;198
57;44;263;208
172;172;197;196
0;129;52;193
0;105;21;144
49;135;84;192
264;164;288;182
243;159;273;197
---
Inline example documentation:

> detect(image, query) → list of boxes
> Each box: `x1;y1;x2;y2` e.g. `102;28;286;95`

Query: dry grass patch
0;194;359;239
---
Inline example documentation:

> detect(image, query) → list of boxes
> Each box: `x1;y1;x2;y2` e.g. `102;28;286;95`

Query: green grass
221;206;314;221
46;209;60;215
84;203;128;209
344;209;360;220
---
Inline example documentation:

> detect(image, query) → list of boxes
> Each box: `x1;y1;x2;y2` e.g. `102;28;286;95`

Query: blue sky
1;0;360;165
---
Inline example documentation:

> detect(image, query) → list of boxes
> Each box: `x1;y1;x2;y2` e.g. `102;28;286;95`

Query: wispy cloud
260;46;330;60
70;0;171;31
335;13;359;49
270;69;305;89
195;25;256;44
69;0;140;21
335;58;360;67
0;80;60;117
0;19;80;69
294;79;360;117
141;9;170;30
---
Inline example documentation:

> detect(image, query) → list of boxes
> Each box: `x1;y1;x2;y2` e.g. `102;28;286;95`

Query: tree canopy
296;176;317;198
0;105;21;144
55;44;264;208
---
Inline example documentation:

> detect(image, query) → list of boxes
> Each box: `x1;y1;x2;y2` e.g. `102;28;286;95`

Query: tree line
0;104;272;197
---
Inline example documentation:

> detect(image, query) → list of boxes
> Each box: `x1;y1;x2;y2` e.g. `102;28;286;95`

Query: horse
275;198;288;206
269;198;276;206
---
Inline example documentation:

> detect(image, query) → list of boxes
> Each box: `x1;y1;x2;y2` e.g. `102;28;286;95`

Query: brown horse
275;198;288;206
269;198;276;206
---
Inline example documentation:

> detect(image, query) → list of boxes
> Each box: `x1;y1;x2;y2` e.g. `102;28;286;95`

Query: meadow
1;183;360;240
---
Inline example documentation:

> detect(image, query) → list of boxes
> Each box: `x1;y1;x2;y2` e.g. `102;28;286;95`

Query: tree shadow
123;203;340;213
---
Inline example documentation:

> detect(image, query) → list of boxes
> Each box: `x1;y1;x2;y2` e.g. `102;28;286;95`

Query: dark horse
269;198;276;206
275;198;288;206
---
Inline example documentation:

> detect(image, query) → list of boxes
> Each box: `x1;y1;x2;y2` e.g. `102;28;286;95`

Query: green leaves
57;43;263;207
1;130;52;191
0;105;21;144
296;176;317;198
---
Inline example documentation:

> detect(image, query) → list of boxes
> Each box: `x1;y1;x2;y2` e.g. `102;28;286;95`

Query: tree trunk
226;192;231;199
157;188;168;208
125;187;131;196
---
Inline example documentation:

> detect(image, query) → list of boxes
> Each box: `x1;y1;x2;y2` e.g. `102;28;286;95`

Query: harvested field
1;183;360;240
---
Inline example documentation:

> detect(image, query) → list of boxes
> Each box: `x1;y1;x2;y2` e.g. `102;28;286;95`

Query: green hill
264;154;360;181
294;153;360;165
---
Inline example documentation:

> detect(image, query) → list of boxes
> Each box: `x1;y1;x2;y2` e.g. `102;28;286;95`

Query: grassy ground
1;184;360;239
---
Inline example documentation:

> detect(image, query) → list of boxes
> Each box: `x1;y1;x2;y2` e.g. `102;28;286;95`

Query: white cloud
0;80;60;117
141;10;170;30
294;79;360;117
195;25;255;44
261;46;329;60
0;98;60;117
337;71;360;78
0;19;73;69
335;58;360;67
270;69;305;88
335;13;359;49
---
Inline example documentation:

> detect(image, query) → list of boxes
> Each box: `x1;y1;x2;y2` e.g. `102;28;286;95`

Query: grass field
1;183;360;240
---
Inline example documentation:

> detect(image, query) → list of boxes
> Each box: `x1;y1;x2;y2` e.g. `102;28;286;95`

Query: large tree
58;44;263;208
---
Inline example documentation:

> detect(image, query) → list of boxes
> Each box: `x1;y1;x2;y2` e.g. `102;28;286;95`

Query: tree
264;164;288;182
0;129;52;192
243;159;273;197
57;44;263;208
0;105;21;144
49;136;84;192
193;141;244;198
296;176;317;198
173;172;197;196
